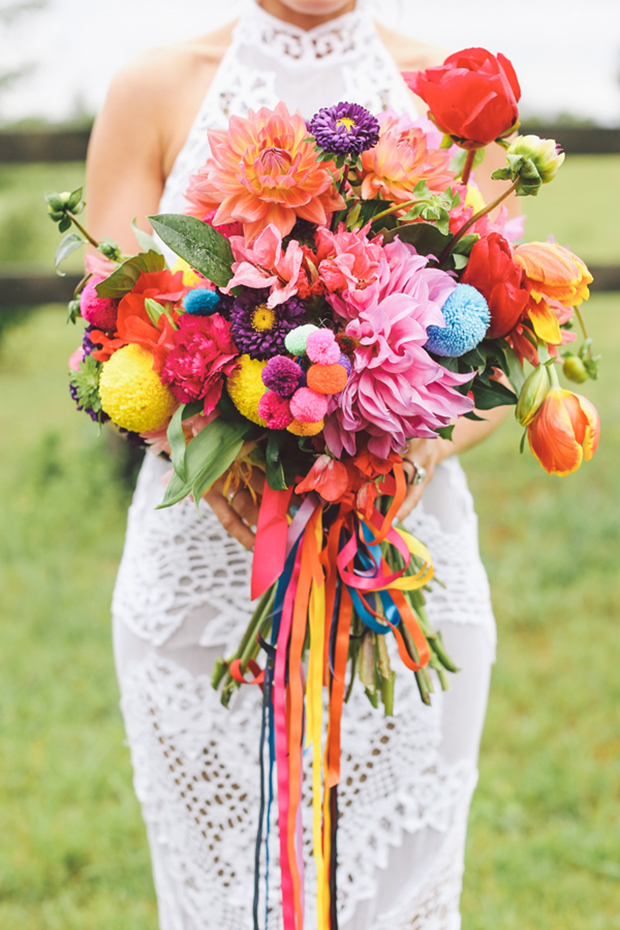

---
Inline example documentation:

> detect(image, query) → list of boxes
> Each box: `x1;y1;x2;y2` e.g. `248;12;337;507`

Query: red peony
404;48;520;148
460;233;531;339
160;314;239;416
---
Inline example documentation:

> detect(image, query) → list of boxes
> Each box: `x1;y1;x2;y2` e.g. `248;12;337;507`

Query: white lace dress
111;3;497;928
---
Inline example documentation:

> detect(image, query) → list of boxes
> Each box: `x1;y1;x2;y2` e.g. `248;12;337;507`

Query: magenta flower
323;240;474;458
160;313;239;416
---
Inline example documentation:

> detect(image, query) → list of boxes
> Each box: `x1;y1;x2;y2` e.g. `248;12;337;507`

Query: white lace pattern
113;4;496;927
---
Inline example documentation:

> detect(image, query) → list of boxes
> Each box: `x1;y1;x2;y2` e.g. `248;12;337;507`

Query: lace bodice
158;0;417;219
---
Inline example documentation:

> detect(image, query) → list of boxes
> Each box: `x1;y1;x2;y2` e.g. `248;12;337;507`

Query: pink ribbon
251;484;294;600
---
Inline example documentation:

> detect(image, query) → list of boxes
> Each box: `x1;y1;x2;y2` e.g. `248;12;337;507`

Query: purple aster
308;102;380;156
229;289;306;360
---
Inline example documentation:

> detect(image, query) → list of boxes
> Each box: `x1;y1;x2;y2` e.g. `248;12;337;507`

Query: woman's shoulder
375;23;449;70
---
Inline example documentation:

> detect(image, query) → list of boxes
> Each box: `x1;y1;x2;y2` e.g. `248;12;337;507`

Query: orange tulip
514;241;593;346
528;387;600;476
185;103;345;243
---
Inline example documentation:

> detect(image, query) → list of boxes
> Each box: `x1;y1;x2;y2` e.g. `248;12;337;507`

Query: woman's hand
204;467;265;552
396;438;445;523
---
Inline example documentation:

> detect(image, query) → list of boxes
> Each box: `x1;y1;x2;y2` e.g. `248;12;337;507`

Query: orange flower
514;242;593;346
528;387;600;476
359;117;454;203
186;103;345;243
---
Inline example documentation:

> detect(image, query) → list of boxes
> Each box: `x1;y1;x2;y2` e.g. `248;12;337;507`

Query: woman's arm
86;36;261;550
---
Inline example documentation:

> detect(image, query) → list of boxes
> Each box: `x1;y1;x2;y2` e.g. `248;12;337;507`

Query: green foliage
69;354;103;415
95;251;165;299
149;214;234;287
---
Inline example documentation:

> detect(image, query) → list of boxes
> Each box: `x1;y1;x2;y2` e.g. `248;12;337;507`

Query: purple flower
229;289;305;360
262;355;304;397
308;102;380;156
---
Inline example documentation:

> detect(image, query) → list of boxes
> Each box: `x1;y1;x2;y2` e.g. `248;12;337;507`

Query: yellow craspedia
171;257;203;289
465;184;486;214
99;344;177;433
226;354;268;426
287;418;324;437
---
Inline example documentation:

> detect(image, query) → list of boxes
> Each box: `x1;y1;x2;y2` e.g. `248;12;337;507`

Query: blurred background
0;1;619;928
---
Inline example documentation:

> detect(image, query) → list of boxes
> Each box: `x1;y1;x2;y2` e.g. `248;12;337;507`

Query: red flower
528;388;600;476
295;455;351;502
91;269;187;368
460;233;531;339
404;48;520;148
160;314;239;416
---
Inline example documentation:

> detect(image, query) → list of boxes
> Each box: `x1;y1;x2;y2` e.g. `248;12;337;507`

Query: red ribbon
251;483;294;600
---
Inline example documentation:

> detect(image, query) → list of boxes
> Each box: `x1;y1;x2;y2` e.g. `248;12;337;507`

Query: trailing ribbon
237;462;437;930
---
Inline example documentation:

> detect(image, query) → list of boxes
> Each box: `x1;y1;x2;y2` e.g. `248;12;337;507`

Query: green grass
0;164;85;273
460;291;620;930
0;157;619;927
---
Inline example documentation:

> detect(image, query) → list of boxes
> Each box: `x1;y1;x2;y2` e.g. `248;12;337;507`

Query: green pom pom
284;323;319;357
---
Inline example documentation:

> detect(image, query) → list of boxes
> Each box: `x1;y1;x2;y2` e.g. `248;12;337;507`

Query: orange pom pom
307;363;348;395
287;418;324;437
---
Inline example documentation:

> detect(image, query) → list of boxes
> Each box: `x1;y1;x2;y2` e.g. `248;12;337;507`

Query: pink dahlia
160;313;239;417
312;225;385;312
323;240;474;458
185;102;345;243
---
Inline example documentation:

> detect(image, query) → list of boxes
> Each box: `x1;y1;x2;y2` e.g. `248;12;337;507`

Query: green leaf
158;417;254;510
54;232;84;274
472;377;517;409
132;218;163;255
95;250;166;299
58;217;71;233
67;298;81;324
464;410;486;421
452;233;480;256
265;433;288;491
382;221;450;256
435;424;455;442
452;253;469;270
149;214;234;287
450;147;486;176
166;405;189;482
495;341;526;394
66;187;84;212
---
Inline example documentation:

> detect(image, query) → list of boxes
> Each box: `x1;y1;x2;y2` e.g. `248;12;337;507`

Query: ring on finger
405;460;426;486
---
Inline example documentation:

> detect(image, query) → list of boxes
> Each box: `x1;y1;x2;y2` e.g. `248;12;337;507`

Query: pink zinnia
160;314;239;417
324;240;474;458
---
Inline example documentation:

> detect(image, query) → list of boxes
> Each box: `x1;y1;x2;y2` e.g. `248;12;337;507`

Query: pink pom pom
68;347;84;371
306;329;340;365
80;277;119;330
258;391;294;429
289;387;328;423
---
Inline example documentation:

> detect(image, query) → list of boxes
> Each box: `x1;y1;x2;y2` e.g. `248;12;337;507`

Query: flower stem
67;211;100;250
574;305;589;341
460;149;477;186
370;198;420;224
438;178;519;266
331;163;351;231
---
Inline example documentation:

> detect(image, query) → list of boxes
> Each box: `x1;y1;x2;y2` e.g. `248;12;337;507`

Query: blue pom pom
183;288;220;315
425;284;491;358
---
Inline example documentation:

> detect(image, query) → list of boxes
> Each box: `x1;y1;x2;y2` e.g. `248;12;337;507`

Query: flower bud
562;354;589;384
507;134;565;184
515;364;551;426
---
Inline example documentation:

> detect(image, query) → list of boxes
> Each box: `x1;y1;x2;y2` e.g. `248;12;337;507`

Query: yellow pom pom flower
287;418;324;437
227;354;268;426
99;344;177;433
171;257;203;289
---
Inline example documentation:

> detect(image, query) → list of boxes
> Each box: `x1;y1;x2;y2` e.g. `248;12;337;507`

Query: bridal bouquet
49;46;599;930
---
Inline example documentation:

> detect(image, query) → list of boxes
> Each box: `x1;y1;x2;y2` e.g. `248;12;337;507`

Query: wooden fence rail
1;126;618;309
